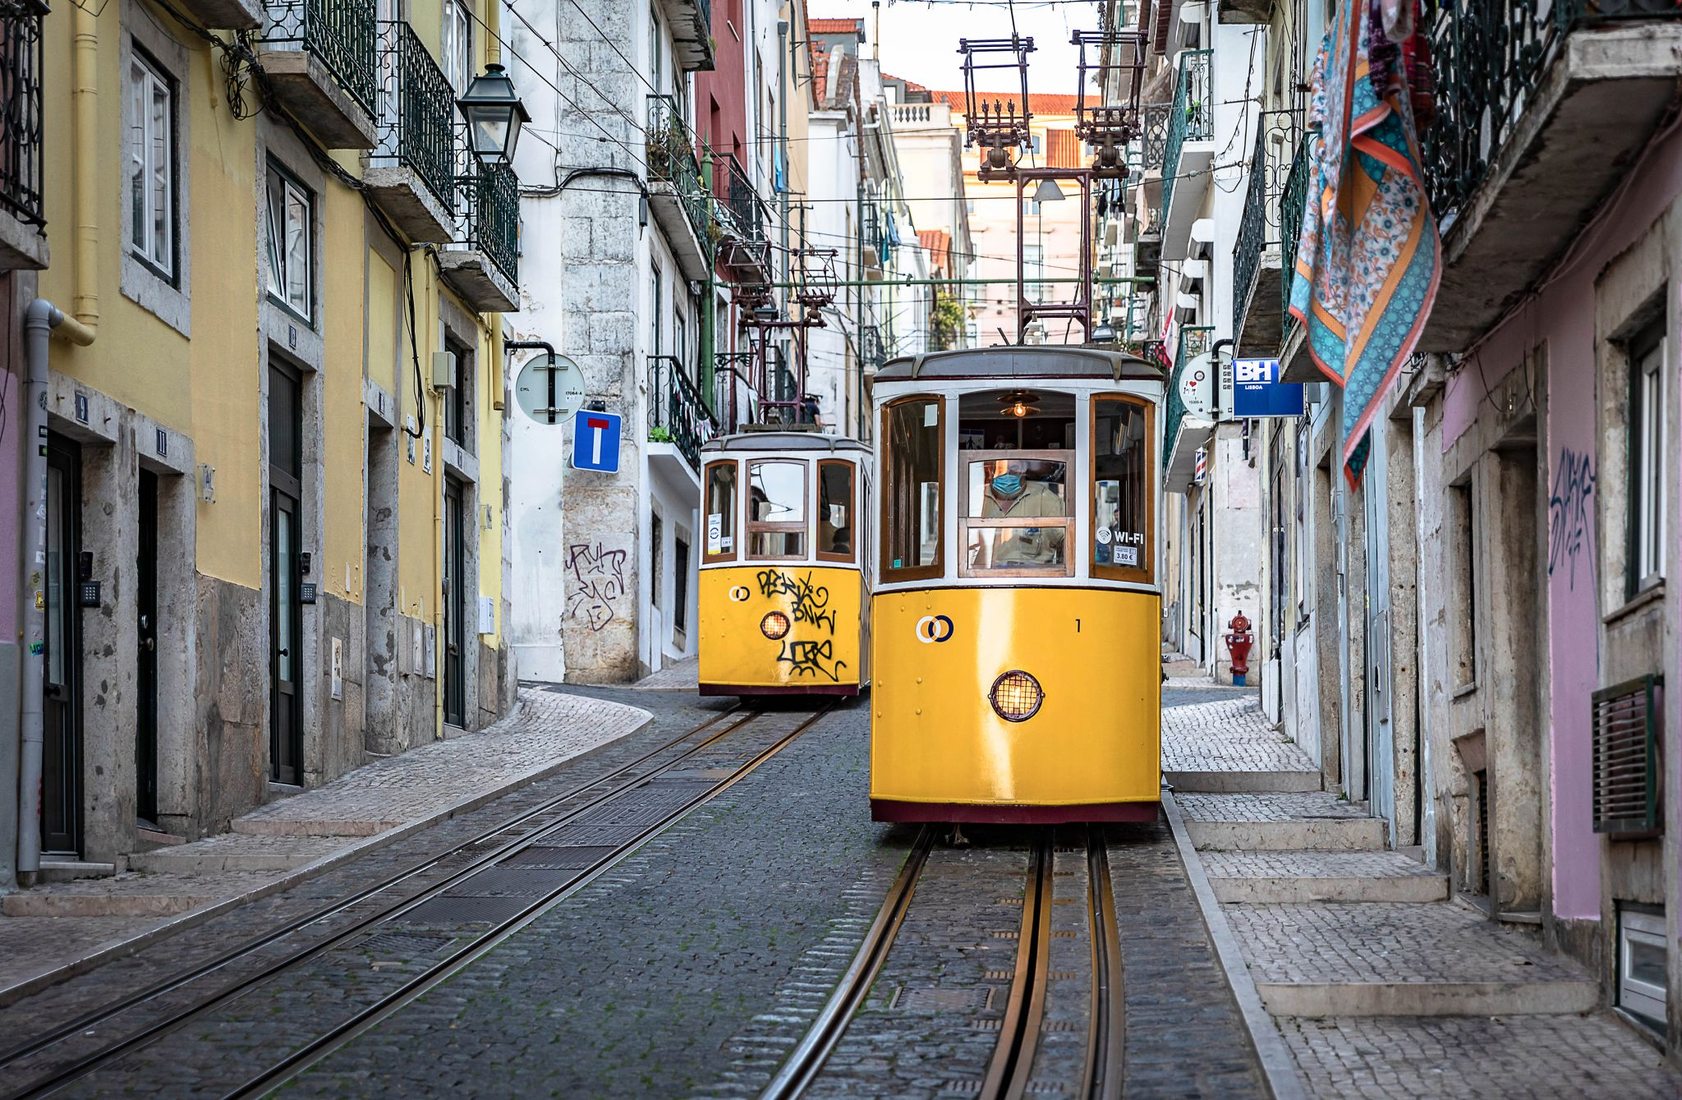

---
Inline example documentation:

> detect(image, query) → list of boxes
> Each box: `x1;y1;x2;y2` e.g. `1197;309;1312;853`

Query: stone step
1167;769;1322;794
1203;851;1451;903
1227;901;1599;1018
38;861;117;883
2;892;213;918
230;817;395;838
1176;792;1386;851
1256;979;1599;1017
129;835;341;874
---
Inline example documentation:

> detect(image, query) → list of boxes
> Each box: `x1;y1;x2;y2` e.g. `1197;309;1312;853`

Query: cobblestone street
0;679;1673;1097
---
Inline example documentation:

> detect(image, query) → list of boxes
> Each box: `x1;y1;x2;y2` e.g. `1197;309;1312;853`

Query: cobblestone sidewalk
1165;692;1682;1098
0;687;650;998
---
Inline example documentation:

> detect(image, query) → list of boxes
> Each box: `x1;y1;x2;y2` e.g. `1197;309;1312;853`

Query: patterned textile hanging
1286;0;1441;488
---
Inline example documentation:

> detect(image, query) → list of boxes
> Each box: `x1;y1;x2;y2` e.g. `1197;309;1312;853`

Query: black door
673;536;690;635
43;437;82;855
269;365;303;784
136;469;159;824
443;480;466;727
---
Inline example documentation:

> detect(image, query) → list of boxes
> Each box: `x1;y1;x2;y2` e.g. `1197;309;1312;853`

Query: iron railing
371;21;455;213
0;0;46;228
645;94;711;247
1279;131;1313;327
1233;125;1269;337
860;323;885;369
1159;49;1212;229
263;0;380;117
1138;102;1171;176
1162;325;1214;468
648;355;712;469
711;350;756;433
457;162;518;282
714;153;766;244
1422;0;1682;222
861;199;883;269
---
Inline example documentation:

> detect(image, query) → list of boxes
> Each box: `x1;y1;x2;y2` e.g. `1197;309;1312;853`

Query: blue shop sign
1232;358;1305;418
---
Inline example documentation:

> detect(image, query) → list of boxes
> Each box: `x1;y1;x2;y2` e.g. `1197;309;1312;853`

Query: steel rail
8;702;762;1094
980;835;1055;1100
757;826;935;1100
222;704;835;1100
1079;830;1124;1100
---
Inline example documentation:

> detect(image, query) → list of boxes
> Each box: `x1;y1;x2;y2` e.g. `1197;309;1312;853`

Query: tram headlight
989;670;1045;723
760;611;791;640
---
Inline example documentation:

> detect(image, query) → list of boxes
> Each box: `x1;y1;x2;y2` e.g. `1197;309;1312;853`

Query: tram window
817;460;855;562
960;450;1073;575
704;461;737;563
1092;396;1153;580
747;459;807;560
882;397;943;579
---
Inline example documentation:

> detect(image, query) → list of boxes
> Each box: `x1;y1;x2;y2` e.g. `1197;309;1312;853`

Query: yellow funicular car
698;432;872;696
868;346;1164;823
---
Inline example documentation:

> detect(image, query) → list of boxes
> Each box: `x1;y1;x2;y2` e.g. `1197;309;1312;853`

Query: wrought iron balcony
713;154;770;279
860;323;885;369
711;350;757;433
1138;102;1170;177
1419;0;1682;348
1163;325;1214;475
648;355;713;471
261;0;379;148
438;162;518;313
1233;115;1304;357
1232;129;1269;348
0;0;47;270
1278;133;1311;324
644;95;712;279
366;21;456;242
1159;49;1212;249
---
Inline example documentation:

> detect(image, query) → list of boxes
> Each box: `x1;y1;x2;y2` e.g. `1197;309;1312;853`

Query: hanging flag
1288;0;1440;488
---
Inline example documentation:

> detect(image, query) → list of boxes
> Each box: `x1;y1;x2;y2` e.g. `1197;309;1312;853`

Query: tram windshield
957;390;1075;576
747;459;807;559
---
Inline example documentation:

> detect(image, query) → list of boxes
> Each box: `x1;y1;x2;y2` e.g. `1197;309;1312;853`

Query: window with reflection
747;459;807;559
817;460;855;561
704;461;737;562
956;389;1074;576
882;397;943;578
1093;396;1152;580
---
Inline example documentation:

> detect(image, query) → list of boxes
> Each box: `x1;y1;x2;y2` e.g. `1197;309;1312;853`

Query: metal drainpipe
18;302;94;885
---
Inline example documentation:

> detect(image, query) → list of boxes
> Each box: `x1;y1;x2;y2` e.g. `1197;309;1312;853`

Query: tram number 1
1074;618;1080;633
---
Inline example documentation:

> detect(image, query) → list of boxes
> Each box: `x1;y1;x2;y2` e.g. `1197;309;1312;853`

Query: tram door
43;436;83;855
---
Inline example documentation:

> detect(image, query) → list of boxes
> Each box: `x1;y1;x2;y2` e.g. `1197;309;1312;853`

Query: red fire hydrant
1225;612;1254;687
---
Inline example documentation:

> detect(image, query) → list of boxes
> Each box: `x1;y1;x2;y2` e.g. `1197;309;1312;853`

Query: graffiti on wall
1547;448;1595;590
566;542;627;631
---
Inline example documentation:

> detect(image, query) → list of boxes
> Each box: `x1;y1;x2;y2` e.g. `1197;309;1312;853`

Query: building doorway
269;364;303;784
136;468;160;824
43;435;83;855
443;479;467;728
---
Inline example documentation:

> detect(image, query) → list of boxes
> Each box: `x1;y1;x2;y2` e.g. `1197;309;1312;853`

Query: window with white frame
1617;906;1667;1032
442;0;473;93
127;50;175;278
265;163;313;321
1628;327;1665;596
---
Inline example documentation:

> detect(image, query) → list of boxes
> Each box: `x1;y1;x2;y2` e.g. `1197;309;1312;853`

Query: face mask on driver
991;473;1023;496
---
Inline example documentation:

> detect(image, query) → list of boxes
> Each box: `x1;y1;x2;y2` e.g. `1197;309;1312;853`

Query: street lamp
459;64;531;165
1032;179;1065;203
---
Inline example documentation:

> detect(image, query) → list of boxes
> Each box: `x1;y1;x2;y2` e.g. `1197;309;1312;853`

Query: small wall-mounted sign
74;392;89;423
78;581;100;608
330;637;344;700
287;324;298;350
155;428;168;459
299;582;317;605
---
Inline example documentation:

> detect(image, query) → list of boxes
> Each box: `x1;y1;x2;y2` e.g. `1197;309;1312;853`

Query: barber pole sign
1193;447;1207;486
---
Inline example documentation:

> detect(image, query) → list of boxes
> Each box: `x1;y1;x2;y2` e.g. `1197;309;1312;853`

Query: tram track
761;826;1125;1100
7;703;834;1099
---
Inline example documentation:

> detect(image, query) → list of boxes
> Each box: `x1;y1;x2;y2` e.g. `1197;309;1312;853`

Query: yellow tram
698;432;873;696
868;347;1164;823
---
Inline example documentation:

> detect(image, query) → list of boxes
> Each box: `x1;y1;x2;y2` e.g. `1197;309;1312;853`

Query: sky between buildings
811;0;1100;95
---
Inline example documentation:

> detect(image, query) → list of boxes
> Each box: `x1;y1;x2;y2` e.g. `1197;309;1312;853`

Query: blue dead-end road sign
571;409;622;472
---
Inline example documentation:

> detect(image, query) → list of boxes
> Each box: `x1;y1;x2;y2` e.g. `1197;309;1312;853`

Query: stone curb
0;696;654;1009
1256;979;1601;1018
1162;791;1310;1100
1166;770;1323;793
1210;874;1450;905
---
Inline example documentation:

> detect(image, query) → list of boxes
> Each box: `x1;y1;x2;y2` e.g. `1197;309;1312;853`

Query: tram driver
979;458;1067;567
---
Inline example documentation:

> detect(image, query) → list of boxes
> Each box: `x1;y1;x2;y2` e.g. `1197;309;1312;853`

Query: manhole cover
503;844;620;869
891;986;990;1013
448;866;576;897
395;895;531;926
356;931;453;960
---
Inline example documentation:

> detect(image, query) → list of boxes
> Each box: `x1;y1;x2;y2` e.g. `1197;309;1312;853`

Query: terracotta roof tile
810;17;864;34
1046;129;1081;168
929;90;1079;116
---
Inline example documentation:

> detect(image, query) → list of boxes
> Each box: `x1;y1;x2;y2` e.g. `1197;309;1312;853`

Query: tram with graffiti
697;432;872;696
868;346;1164;823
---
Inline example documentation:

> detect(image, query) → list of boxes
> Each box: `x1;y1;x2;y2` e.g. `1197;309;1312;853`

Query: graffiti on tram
777;638;847;682
755;569;838;633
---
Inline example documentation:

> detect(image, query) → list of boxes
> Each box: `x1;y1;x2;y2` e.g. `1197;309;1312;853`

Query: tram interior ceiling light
1033;179;1066;203
989;670;1045;723
760;611;792;640
999;389;1039;418
459;64;531;164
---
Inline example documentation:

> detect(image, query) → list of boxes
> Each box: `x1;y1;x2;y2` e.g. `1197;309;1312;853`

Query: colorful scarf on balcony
1287;0;1441;488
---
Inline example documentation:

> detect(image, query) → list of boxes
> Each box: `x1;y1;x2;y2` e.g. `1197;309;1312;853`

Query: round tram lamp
459;64;532;164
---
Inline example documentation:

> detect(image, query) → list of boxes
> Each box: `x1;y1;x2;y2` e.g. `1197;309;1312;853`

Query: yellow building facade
21;0;518;871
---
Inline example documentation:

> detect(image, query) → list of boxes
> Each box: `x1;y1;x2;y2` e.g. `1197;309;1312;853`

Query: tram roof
700;431;872;455
875;346;1161;384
